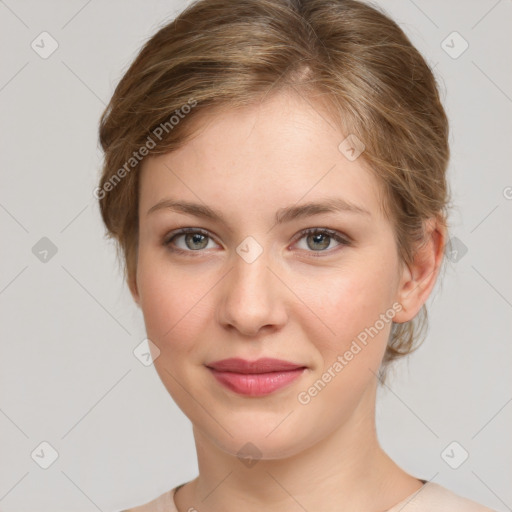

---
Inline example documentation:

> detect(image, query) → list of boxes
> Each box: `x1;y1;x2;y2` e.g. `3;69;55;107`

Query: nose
216;245;288;337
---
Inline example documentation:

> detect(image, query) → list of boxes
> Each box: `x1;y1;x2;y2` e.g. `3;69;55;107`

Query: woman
96;0;497;510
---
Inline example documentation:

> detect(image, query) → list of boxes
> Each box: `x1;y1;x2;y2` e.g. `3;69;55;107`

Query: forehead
139;91;384;221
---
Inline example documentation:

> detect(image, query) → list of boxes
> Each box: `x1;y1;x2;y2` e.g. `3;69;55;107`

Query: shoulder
120;486;177;512
389;481;498;512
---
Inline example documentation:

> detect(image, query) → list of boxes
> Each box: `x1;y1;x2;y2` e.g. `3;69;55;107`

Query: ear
393;217;446;323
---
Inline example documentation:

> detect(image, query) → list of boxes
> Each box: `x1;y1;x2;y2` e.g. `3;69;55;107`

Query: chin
196;410;324;463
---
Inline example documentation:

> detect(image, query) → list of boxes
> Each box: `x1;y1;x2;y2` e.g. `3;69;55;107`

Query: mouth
205;358;307;396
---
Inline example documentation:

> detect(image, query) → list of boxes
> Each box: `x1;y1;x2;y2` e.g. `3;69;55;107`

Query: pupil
309;233;329;251
187;233;207;250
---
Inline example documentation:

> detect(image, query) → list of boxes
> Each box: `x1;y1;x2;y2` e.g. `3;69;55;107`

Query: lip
205;358;307;396
206;357;305;373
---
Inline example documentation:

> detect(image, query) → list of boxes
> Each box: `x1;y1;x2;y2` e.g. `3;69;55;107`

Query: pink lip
205;358;307;396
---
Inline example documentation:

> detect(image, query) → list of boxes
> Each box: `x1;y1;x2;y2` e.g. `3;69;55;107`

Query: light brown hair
97;0;451;383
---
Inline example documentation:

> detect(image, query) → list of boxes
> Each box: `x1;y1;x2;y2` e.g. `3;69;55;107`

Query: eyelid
163;227;222;252
290;227;351;246
163;227;351;255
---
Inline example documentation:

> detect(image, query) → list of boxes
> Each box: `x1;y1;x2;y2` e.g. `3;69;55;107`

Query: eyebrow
146;197;371;224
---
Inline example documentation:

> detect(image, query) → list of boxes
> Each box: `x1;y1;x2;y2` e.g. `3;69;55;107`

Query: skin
128;90;445;512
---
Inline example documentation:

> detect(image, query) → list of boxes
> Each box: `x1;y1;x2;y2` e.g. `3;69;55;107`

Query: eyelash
162;227;351;257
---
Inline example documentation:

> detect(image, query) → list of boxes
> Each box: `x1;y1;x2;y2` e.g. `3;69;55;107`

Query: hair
97;0;451;384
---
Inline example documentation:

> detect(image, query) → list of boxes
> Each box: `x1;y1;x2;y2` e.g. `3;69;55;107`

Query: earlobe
393;218;446;324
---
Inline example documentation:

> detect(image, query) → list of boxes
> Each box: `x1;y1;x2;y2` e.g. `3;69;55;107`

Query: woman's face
132;91;413;459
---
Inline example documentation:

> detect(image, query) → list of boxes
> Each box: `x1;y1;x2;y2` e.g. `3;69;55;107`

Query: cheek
291;266;395;423
136;257;215;405
136;253;211;350
296;252;397;365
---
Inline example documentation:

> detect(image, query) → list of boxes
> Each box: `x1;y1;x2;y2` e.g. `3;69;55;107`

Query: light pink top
122;480;497;511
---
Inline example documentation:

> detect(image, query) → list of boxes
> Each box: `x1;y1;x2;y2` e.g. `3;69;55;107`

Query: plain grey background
0;0;511;511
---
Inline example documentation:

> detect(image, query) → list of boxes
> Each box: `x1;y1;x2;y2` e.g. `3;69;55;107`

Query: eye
293;228;351;255
163;227;351;256
163;228;219;255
